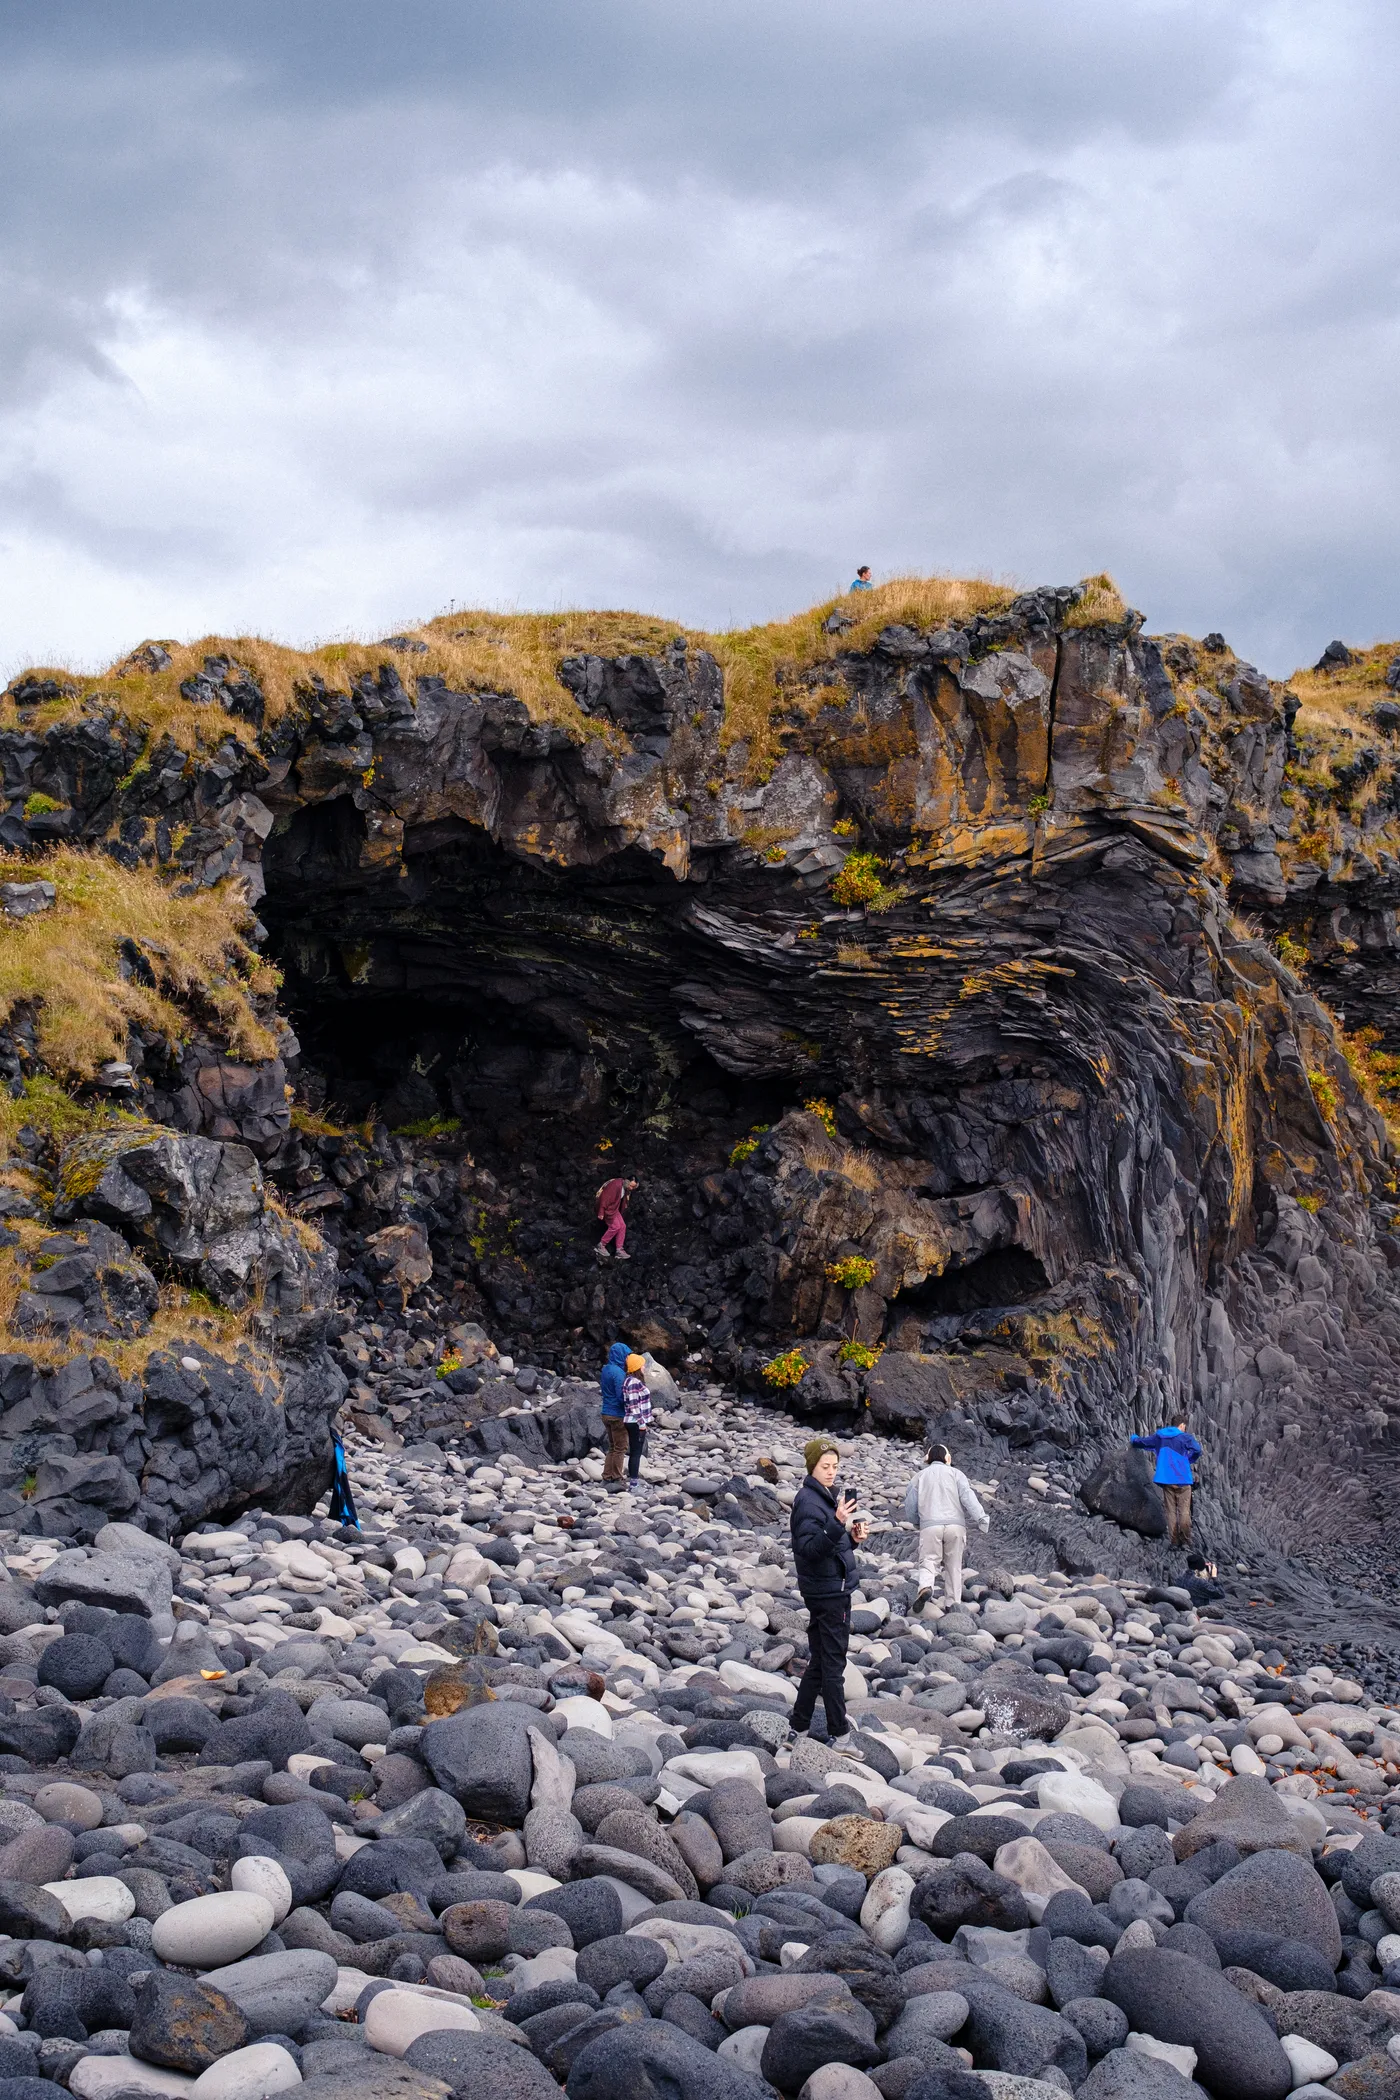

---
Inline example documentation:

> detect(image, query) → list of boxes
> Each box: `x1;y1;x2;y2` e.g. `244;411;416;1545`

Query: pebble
43;1874;135;1925
189;2047;302;2100
230;1857;295;1925
362;1988;481;2055
151;1893;277;1967
34;1780;104;1829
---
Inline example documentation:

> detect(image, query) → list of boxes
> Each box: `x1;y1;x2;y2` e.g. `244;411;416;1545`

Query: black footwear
913;1587;933;1612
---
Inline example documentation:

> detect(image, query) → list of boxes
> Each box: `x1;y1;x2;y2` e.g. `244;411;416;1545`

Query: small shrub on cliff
730;1124;769;1166
1296;1193;1324;1214
21;793;62;820
826;1253;876;1291
437;1351;463;1379
1308;1068;1341;1120
762;1347;808;1390
837;1339;883;1371
1273;931;1309;973
393;1114;462;1140
803;1097;837;1136
830;852;894;910
833;817;858;838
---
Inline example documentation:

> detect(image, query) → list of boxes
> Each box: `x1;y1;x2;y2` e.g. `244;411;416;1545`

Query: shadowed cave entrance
257;804;812;1365
885;1245;1050;1349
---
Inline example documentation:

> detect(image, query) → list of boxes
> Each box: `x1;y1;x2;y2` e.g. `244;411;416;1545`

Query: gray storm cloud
0;0;1396;675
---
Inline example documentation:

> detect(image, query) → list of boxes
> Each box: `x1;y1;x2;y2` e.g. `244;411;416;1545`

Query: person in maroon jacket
596;1175;638;1260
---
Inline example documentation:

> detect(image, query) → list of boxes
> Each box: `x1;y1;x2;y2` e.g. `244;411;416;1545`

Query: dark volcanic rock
1078;1449;1166;1538
1102;1945;1293;2100
1185;1850;1341;1963
130;1972;252;2073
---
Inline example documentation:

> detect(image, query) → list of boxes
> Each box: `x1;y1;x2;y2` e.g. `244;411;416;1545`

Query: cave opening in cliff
894;1245;1049;1327
258;803;804;1170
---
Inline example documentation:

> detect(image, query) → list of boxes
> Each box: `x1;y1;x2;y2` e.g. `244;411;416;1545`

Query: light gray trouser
918;1523;966;1602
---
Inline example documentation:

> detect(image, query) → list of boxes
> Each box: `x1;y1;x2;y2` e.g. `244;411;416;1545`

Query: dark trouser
1162;1482;1192;1544
627;1424;646;1480
791;1590;850;1739
602;1420;629;1481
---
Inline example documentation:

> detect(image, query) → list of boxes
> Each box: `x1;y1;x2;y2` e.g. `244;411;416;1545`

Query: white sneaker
828;1732;856;1754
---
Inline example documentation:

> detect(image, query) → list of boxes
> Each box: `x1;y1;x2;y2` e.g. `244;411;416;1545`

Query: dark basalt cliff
7;585;1400;1592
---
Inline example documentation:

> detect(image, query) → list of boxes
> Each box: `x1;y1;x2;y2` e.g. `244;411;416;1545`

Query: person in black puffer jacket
789;1436;864;1750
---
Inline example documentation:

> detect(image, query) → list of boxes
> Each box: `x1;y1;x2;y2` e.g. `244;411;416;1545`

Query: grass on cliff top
1287;640;1399;739
0;847;279;1087
8;572;1134;781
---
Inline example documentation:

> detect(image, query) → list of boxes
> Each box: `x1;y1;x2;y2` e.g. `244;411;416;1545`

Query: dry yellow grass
709;574;1016;777
1287;640;1399;736
2;573;1077;787
0;847;277;1083
0;1251;275;1381
2;616;678;756
1063;573;1129;629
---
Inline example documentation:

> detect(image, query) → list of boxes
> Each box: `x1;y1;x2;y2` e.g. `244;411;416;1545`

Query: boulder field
0;1407;1387;2100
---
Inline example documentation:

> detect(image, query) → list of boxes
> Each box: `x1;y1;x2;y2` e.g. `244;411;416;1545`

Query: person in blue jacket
849;566;873;592
1131;1415;1201;1545
599;1341;632;1490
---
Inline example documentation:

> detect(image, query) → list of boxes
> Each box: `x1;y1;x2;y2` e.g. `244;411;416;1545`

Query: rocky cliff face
6;585;1400;1586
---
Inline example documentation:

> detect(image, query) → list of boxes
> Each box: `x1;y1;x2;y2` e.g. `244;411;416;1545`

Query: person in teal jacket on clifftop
1131;1415;1202;1546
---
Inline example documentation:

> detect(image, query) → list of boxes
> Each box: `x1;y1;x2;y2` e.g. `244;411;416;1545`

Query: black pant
627;1424;646;1479
791;1591;850;1739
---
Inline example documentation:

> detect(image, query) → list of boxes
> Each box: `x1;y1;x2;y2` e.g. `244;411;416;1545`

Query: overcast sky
1;0;1396;679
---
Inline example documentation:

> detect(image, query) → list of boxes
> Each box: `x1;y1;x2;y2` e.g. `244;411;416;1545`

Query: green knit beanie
804;1436;839;1473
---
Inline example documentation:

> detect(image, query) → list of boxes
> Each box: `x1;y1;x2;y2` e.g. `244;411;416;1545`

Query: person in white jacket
902;1443;989;1609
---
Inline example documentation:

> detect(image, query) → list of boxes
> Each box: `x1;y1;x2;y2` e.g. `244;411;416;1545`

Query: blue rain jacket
1131;1426;1201;1485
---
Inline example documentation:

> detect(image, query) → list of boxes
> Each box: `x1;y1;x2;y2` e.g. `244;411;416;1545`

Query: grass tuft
1063;573;1129;628
0;847;277;1084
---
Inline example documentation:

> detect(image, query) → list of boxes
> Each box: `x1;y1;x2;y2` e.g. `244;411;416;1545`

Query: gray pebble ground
0;1368;1395;2100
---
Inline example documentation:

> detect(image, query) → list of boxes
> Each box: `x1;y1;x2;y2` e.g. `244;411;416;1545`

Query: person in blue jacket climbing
1131;1414;1202;1545
599;1340;632;1490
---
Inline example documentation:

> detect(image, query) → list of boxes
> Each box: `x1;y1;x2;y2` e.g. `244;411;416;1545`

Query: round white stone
799;2070;884;2100
363;1989;481;2056
70;2062;197;2100
860;1865;915;1952
43;1876;135;1926
150;1891;276;1968
286;1754;337;1782
230;1857;294;1926
191;2045;302;2100
1280;2035;1339;2086
718;2029;769;2078
551;1694;613;1737
774;1818;824;1856
1034;1771;1120;1832
506;1869;560;1900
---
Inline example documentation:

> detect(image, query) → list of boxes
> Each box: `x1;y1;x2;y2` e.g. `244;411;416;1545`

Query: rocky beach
0;1352;1387;2100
